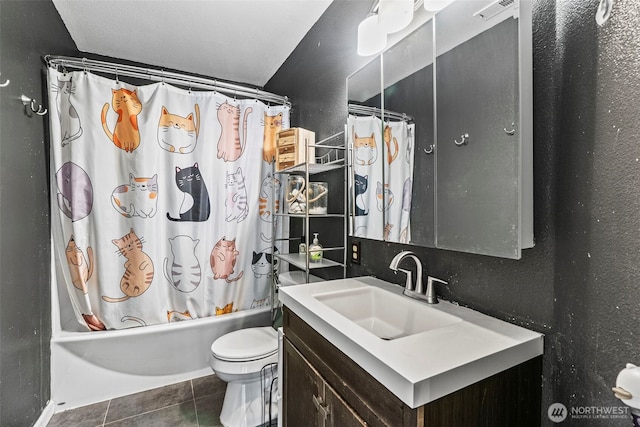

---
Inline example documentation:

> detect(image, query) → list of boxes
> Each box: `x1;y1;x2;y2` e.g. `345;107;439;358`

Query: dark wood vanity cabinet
282;307;542;427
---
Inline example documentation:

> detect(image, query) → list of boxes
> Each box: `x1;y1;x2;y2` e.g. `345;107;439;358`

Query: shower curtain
48;68;289;331
349;115;414;243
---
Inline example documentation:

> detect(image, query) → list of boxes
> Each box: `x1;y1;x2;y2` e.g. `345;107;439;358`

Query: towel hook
454;133;470;146
424;144;435;155
21;95;48;116
0;73;9;88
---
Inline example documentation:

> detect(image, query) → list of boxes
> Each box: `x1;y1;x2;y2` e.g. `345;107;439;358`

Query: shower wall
0;1;78;425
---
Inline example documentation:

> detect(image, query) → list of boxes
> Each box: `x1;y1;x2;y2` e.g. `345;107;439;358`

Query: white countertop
278;276;544;408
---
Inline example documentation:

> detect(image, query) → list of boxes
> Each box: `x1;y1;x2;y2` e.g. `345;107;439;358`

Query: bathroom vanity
279;277;543;426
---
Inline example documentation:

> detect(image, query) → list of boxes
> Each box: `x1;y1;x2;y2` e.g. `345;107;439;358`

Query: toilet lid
211;326;278;361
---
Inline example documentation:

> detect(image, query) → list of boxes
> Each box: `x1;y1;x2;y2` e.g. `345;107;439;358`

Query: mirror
346;0;532;259
347;54;385;241
382;19;435;247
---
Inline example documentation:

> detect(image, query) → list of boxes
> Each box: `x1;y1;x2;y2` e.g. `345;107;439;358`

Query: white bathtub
50;262;271;411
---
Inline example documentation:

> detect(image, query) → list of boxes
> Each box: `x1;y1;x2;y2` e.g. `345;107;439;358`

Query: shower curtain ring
115;68;119;84
82;58;88;74
161;69;165;85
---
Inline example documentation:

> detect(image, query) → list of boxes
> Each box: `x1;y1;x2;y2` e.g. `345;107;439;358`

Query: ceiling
52;0;334;87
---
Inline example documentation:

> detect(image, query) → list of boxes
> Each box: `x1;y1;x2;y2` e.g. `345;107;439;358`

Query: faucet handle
426;276;448;304
397;268;414;291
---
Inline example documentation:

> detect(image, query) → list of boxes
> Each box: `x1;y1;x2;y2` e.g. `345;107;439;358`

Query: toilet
209;271;321;427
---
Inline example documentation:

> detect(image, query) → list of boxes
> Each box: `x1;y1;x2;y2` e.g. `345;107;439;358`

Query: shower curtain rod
348;103;414;123
44;55;291;107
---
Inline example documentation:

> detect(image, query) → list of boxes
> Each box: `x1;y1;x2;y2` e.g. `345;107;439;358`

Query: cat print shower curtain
348;115;415;243
48;68;289;331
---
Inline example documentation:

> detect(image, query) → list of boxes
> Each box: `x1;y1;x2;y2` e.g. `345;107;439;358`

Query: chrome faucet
388;251;448;304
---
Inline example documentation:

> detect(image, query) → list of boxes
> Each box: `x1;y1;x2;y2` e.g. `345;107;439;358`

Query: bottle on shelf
309;233;323;263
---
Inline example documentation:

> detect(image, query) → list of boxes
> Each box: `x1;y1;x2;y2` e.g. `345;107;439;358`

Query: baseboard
33;400;55;427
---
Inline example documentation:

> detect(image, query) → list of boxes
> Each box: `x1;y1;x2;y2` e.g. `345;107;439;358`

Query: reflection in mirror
382;19;434;247
347;18;435;247
347;56;385;241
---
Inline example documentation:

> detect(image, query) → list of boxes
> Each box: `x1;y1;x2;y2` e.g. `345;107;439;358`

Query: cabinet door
283;338;368;427
435;17;521;258
283;338;323;426
324;381;368;427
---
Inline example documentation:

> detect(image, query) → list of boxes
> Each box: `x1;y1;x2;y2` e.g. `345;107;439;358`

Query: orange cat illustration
383;125;399;164
103;228;154;303
263;112;282;163
65;236;106;331
101;88;143;153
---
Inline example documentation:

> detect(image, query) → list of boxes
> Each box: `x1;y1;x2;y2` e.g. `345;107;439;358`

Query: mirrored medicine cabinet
346;0;533;259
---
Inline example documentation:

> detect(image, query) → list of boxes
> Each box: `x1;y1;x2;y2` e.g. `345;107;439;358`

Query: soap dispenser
309;233;323;263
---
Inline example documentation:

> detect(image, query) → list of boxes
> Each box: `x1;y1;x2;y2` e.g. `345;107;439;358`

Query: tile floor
47;374;274;427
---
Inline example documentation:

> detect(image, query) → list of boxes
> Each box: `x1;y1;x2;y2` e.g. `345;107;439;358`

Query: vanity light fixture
357;13;387;56
378;0;414;33
423;0;453;12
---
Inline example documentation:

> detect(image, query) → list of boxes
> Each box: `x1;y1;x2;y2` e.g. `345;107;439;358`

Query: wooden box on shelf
275;128;316;171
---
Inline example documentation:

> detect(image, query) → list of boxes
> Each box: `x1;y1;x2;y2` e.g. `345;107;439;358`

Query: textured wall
267;0;640;424
0;1;78;425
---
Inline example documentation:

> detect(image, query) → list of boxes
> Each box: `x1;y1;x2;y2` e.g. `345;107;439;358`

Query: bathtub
50;262;272;411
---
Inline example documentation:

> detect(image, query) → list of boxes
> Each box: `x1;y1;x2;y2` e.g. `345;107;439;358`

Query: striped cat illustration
101;88;142;153
54;77;83;146
262;112;283;163
164;235;201;293
217;101;253;162
251;296;270;309
225;167;249;223
210;237;244;283
111;173;158;218
157;105;200;153
65;235;105;331
383;125;399;164
259;172;280;222
103;228;154;303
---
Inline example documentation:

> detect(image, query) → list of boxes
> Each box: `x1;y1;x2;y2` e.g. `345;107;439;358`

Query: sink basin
278;276;544;408
313;286;462;340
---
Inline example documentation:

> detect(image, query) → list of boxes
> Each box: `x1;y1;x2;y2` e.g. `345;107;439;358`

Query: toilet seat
211;326;278;362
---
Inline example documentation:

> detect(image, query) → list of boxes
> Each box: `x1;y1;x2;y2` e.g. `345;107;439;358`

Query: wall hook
596;0;614;26
21;95;48;116
504;123;516;135
424;144;435;155
0;73;9;87
454;133;470;146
